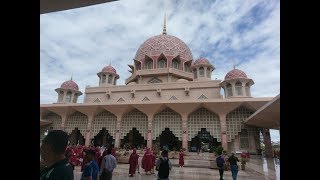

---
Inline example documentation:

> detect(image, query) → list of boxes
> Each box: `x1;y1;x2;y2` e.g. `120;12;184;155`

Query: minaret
163;14;167;35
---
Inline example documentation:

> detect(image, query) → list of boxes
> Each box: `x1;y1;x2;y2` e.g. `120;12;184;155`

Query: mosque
40;18;274;154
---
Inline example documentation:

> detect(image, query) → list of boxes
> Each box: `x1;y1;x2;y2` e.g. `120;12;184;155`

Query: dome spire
163;14;167;35
71;73;73;81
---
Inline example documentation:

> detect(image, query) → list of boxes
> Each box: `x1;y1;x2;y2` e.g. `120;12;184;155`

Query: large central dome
134;34;193;63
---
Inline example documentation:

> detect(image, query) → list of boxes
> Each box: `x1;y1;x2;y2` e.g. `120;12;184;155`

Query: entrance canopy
244;94;280;129
40;119;52;127
40;0;118;14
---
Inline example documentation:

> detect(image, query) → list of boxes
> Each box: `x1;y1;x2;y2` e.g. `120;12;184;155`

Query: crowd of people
42;130;271;180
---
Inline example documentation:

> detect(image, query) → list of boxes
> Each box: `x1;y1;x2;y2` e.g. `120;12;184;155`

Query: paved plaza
74;158;280;180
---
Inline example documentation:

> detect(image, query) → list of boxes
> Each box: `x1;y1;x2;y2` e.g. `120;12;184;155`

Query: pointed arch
65;111;88;135
142;97;150;101
157;53;167;68
226;83;233;97
148;77;162;84
144;56;153;69
235;81;242;95
172;56;180;69
92;110;117;138
187;107;220;141
42;112;62;131
199;67;204;77
226;106;254;142
117;97;125;102
121;109;148;140
169;96;178;100
198;94;208;99
153;108;182;141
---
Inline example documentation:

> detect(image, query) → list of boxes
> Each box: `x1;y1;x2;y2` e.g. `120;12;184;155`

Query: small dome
127;82;137;85
176;79;189;83
60;80;79;91
194;57;210;65
225;69;248;80
102;65;117;74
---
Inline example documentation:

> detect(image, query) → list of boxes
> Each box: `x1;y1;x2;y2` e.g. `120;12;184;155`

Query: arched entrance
92;128;114;147
69;128;85;145
155;128;181;151
121;128;146;149
189;128;220;153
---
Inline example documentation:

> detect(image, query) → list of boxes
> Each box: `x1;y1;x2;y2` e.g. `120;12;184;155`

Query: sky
40;0;280;142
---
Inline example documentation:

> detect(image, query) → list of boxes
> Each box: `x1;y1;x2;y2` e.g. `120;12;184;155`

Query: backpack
216;156;224;168
158;158;170;179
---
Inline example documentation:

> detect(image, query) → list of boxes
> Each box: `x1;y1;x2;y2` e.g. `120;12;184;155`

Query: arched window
172;60;179;69
193;70;198;79
145;60;153;69
206;68;211;78
108;75;113;84
73;94;78;103
199;67;204;77
158;59;166;68
58;91;64;101
245;83;250;96
136;64;141;70
235;81;242;96
226;83;233;97
66;91;72;102
184;63;190;72
102;74;106;83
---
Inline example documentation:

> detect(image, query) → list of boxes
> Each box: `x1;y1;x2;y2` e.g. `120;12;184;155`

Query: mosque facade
40;20;273;154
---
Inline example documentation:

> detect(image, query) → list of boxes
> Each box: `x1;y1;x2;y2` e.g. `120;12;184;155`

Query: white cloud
41;0;279;104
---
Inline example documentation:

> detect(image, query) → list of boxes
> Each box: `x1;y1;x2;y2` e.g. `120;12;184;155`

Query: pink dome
225;69;248;80
134;34;193;63
60;80;79;91
102;65;117;74
194;57;210;65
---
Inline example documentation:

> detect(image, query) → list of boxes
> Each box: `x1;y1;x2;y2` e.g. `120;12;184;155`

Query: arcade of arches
40;106;265;154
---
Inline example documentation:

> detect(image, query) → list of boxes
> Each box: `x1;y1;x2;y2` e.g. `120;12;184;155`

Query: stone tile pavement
74;162;278;180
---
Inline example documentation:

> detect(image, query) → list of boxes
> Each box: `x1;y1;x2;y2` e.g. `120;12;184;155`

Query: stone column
181;115;188;150
60;114;67;131
112;75;115;85
62;91;66;102
85;115;94;146
70;92;75;103
231;82;236;96
147;115;153;148
263;128;273;158
241;82;246;96
196;67;200;79
114;116;121;148
219;114;228;151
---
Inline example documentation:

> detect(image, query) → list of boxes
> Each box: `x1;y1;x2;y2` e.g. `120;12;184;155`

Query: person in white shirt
99;148;117;180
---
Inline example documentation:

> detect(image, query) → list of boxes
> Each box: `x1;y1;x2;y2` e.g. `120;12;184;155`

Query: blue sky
40;0;280;142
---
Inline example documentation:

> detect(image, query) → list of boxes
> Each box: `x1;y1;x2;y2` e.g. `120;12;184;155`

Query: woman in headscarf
128;149;139;177
141;148;153;175
179;148;185;168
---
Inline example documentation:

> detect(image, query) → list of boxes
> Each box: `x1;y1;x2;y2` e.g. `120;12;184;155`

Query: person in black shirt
40;130;74;180
227;152;240;180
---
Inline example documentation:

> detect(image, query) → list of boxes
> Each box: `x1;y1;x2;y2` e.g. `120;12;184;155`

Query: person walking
40;130;74;180
228;152;240;180
99;148;117;180
81;149;99;180
128;149;139;177
155;150;172;180
216;152;225;180
179;149;185;168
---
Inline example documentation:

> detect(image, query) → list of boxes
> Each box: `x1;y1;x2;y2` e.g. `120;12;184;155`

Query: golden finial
163;14;167;35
